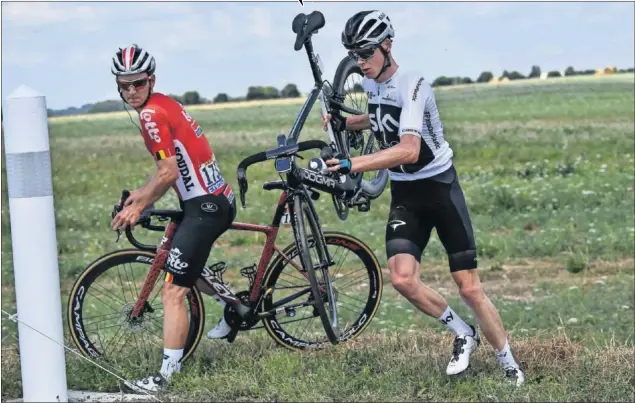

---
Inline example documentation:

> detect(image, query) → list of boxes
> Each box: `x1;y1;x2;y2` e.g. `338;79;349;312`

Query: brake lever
112;190;131;243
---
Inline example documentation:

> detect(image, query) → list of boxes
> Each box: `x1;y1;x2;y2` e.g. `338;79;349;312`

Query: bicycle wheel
67;249;205;376
262;205;383;350
332;55;389;201
289;191;339;343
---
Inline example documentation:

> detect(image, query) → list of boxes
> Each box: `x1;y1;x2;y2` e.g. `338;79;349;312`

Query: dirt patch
379;256;634;301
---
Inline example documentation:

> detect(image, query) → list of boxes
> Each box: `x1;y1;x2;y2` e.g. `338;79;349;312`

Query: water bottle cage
240;264;258;288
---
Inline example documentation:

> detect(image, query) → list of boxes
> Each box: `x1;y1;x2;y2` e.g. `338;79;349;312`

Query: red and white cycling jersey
139;92;233;202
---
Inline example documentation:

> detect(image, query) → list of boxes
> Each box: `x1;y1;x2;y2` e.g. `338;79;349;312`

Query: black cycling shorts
164;193;236;288
385;165;477;272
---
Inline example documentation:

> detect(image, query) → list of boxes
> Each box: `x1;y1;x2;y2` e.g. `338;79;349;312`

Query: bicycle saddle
292;11;325;51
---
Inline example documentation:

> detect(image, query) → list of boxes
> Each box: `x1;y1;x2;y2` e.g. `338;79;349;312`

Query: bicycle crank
223;291;259;334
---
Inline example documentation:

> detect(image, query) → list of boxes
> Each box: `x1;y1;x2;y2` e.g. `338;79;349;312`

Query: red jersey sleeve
139;107;174;161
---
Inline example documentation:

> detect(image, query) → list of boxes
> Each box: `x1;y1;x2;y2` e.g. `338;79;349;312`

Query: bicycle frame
288;34;361;155
128;187;327;322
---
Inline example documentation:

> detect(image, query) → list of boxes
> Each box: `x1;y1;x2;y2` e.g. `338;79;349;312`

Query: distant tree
213;93;229;103
281;84;300;98
528;65;541;78
182;91;202;105
547;70;561;78
476;71;494;83
507;71;526;80
564;66;576;76
246;86;264;100
262;86;280;99
432;76;453;86
247;86;280;100
461;77;473;84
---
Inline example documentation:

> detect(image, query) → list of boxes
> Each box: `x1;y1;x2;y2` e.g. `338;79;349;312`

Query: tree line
46;83;302;117
46;64;633;117
430;65;634;87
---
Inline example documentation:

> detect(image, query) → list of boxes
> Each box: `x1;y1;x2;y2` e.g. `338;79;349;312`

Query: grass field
1;74;634;401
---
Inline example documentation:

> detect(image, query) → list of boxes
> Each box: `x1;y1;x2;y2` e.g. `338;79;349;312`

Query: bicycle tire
332;55;389;200
67;249;205;373
291;191;339;344
261;230;383;351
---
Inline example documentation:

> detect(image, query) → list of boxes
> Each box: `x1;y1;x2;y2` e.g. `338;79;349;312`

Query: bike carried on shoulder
289;10;389;220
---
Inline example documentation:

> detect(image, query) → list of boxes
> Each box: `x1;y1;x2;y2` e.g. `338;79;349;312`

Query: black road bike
289;10;389;220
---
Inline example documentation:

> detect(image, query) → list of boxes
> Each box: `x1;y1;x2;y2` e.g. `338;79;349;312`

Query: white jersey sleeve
398;74;429;138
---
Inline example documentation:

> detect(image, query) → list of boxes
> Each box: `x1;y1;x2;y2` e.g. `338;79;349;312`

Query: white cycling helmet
111;44;156;76
341;10;395;49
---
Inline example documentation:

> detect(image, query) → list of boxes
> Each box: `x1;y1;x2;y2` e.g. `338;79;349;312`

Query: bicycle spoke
125;262;140;300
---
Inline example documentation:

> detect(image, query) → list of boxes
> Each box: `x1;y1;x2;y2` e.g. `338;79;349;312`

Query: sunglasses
117;77;150;91
348;46;378;61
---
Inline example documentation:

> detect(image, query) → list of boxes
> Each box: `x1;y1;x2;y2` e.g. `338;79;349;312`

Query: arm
344;134;420;173
345;114;371;131
112;108;176;231
328;76;429;174
136;157;178;209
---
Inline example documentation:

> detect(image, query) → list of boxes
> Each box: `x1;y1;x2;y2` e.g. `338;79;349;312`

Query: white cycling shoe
446;324;481;375
122;373;168;394
206;316;232;339
504;366;525;387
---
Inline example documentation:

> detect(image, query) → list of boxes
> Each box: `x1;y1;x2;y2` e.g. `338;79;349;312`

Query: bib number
200;157;225;193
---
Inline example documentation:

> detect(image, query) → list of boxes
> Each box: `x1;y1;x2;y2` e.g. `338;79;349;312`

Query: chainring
223;291;259;331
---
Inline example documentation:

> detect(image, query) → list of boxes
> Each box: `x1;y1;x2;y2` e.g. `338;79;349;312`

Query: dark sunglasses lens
350;48;375;61
118;79;147;90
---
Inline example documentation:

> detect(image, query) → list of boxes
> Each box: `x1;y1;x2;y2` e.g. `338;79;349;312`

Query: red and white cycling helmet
111;44;156;76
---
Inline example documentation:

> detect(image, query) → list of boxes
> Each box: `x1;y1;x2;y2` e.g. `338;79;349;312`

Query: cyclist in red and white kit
110;44;236;392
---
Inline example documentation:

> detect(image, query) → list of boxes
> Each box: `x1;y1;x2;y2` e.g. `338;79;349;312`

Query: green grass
2;74;634;401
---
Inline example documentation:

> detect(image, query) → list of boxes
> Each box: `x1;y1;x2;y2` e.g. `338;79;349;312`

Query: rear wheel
67;249;205;377
332;55;389;206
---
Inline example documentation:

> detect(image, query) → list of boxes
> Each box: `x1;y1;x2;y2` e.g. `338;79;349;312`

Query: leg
385;195;474;336
436;169;524;385
451;269;505;350
128;194;234;392
386;202;447;317
388;253;448;318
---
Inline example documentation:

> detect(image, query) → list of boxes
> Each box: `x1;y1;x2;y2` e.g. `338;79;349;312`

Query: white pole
2;85;69;402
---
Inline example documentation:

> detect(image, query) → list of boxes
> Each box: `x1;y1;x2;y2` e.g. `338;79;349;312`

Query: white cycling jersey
362;68;453;181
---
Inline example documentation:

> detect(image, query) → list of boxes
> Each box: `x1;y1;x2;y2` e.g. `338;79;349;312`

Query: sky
1;1;634;110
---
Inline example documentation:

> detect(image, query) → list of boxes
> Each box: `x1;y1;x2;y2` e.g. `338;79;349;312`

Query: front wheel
67;249;205;377
261;222;383;351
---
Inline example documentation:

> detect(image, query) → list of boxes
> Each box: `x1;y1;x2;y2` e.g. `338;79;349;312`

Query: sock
496;339;519;369
160;348;183;380
439;306;474;336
